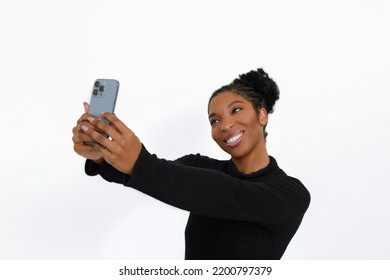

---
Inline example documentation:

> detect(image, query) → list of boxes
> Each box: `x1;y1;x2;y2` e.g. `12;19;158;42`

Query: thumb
83;102;90;113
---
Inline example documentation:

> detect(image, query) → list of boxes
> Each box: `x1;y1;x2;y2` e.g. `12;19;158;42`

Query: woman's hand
72;103;104;163
80;112;142;175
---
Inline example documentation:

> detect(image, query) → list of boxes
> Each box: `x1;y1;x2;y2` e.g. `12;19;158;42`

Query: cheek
211;127;221;143
211;128;217;141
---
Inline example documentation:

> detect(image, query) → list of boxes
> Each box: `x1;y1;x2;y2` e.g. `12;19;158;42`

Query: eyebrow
208;100;244;119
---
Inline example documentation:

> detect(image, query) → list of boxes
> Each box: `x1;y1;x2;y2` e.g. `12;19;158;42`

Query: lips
223;130;244;147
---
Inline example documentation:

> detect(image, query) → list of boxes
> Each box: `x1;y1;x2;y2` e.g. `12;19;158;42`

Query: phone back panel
88;79;119;124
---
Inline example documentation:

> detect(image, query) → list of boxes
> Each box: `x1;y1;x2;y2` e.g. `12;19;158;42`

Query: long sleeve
125;146;310;229
85;159;129;185
84;145;311;259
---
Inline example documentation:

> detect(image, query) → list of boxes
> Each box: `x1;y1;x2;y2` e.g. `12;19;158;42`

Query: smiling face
208;91;268;162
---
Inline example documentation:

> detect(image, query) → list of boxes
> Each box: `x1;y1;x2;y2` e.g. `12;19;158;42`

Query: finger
81;124;114;151
74;116;104;141
91;142;112;161
77;112;93;125
72;122;98;145
83;102;90;113
77;120;104;134
100;112;132;135
73;115;105;142
73;141;102;161
72;129;95;144
74;142;96;153
86;116;121;141
72;124;86;142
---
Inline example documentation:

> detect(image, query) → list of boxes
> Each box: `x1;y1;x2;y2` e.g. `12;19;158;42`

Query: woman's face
208;91;267;160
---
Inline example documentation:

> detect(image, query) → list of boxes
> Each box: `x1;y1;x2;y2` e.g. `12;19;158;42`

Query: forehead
208;91;248;112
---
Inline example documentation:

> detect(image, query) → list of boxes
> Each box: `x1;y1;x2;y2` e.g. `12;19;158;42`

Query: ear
258;108;268;126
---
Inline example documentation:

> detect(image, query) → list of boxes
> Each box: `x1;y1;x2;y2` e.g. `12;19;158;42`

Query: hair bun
233;68;280;113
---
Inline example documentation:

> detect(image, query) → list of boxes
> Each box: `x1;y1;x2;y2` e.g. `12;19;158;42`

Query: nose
221;117;234;132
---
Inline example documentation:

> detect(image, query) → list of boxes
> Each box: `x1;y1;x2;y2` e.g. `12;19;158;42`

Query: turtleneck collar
227;155;280;180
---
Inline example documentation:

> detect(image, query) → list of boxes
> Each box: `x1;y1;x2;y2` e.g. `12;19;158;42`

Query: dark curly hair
208;68;280;139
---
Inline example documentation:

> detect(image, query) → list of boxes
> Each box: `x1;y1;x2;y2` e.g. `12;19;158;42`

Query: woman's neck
231;145;270;174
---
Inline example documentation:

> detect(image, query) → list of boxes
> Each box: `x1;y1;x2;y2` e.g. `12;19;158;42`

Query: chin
220;146;246;159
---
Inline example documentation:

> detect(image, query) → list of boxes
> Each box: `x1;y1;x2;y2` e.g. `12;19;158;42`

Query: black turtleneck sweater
85;145;310;260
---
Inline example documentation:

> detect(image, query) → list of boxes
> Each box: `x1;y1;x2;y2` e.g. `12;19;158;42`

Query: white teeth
226;132;243;143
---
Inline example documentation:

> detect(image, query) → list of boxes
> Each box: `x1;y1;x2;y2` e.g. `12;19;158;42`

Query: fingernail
81;125;89;132
87;117;95;122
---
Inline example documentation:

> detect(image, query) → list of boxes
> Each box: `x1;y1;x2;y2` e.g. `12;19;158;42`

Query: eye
232;107;242;114
210;119;220;126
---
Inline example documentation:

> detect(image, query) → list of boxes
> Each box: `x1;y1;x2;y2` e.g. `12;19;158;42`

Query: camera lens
94;81;100;88
99;85;105;92
93;89;98;96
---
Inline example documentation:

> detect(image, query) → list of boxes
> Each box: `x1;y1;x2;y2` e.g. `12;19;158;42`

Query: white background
1;0;389;259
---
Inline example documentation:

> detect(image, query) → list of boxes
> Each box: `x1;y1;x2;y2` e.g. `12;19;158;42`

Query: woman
72;68;310;259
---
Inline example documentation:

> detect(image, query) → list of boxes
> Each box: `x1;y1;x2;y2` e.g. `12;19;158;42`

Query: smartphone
88;79;119;124
84;79;119;145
